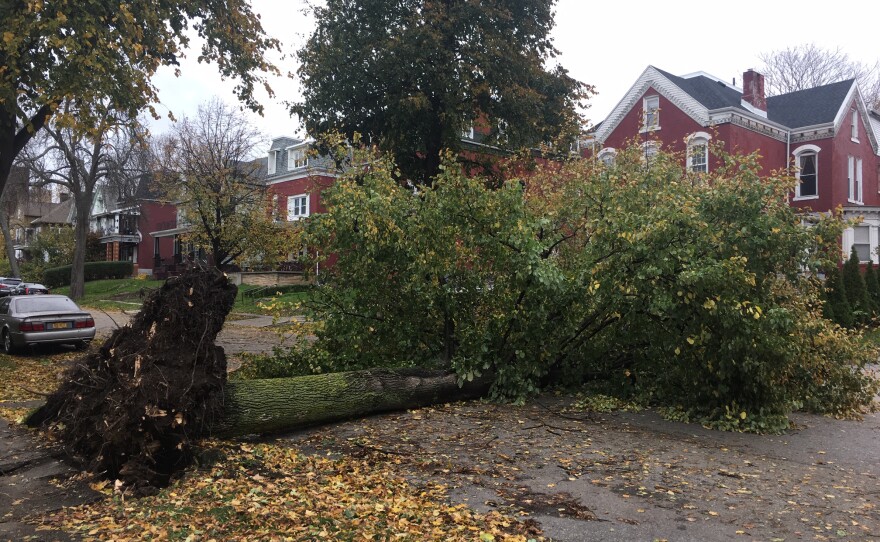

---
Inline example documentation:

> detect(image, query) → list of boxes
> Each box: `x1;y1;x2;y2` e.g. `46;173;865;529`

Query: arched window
597;147;617;166
792;144;820;199
686;132;711;173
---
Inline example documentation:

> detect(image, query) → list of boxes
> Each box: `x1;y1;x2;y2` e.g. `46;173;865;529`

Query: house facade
588;66;880;262
89;176;177;276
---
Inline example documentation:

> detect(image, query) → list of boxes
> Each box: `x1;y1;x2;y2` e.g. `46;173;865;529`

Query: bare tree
19;102;146;299
759;43;880;109
153;98;292;270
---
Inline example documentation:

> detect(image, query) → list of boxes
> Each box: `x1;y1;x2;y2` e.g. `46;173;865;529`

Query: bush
43;261;134;288
263;144;878;431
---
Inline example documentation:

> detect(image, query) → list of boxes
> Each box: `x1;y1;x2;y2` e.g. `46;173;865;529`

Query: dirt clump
27;267;237;495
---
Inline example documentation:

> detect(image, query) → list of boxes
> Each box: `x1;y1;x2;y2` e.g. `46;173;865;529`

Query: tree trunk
29;366;493;440
211;368;490;438
69;188;92;299
0;212;20;277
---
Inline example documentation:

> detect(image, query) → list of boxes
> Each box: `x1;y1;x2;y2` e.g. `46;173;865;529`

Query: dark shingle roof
31;199;73;226
766;79;855;129
655;68;746;111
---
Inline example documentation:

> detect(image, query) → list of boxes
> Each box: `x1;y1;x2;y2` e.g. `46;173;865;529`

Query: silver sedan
0;295;96;354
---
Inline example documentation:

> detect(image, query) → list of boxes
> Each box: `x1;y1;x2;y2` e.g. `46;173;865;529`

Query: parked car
0;295;95;354
0;277;22;297
10;282;50;295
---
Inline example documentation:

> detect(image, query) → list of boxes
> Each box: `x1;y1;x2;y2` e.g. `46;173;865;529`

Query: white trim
597;147;617;165
641;95;660;132
686;132;711;173
286;193;310;221
267;150;277;175
594;66;710;142
792;144;820;199
739;99;768;119
851;109;860;142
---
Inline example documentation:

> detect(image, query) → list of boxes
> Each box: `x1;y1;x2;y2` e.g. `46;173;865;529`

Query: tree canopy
0;0;281;200
759;43;880;108
272;143;878;432
154;99;295;269
292;0;591;184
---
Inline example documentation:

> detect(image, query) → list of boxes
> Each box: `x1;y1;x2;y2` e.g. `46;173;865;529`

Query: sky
149;0;880;152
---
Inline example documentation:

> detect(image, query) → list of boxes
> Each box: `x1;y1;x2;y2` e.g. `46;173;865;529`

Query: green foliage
292;0;591;184
43;261;133;288
864;260;880;317
273;144;877;431
1;0;280;199
842;246;871;324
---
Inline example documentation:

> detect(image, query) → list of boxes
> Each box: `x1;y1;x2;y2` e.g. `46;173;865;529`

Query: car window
0;297;9;315
13;297;80;313
1;278;22;285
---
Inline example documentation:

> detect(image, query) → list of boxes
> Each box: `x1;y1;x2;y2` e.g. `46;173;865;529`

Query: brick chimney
742;69;766;111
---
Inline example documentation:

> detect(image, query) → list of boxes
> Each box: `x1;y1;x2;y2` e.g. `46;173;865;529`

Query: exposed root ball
27;267;237;495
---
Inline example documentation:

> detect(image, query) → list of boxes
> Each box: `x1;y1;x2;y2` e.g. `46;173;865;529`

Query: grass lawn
53;278;312;315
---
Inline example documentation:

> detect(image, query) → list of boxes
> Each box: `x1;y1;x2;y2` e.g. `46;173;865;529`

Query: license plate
51;322;70;329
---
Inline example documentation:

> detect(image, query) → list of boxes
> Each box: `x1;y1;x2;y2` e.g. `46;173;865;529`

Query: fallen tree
26;267;489;494
214;368;490;438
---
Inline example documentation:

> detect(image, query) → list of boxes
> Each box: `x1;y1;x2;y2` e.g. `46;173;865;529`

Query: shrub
843;246;871;324
43;261;134;288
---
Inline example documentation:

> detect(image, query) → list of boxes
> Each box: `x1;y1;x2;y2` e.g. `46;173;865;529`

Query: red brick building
587;66;880;262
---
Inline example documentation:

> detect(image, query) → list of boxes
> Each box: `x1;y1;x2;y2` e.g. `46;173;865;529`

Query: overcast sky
149;0;880;151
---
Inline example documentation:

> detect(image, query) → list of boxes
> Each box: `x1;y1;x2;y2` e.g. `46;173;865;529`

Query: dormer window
288;148;308;170
792;144;820;200
267;150;278;175
851;110;859;142
686;132;711;173
642;95;660;131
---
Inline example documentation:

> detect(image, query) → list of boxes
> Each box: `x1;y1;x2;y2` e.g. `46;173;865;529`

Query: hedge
43;261;134;288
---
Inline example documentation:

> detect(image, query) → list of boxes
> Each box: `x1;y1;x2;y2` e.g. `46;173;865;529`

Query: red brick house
587;66;880;262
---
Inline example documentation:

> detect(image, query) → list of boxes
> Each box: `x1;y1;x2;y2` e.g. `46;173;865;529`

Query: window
792;144;820;200
461;126;475;140
851;110;859;142
797;152;817;197
267;150;277;175
848;156;863;204
853;226;871;262
287;194;309;221
288;148;308;169
642;141;660;161
643;95;660;131
597;147;616;166
686;132;711;173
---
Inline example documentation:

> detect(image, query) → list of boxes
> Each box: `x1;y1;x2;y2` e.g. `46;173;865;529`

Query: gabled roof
655;69;745;111
31;198;73;226
767;79;855;129
594;66;864;147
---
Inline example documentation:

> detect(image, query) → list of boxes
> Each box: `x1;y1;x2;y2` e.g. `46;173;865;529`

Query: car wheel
2;330;14;355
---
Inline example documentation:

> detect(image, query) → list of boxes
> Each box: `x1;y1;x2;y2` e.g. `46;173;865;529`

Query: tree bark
211;368;490;438
0;211;20;277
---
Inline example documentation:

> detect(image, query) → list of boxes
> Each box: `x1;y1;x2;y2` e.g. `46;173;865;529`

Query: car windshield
1;278;22;285
13;297;80;313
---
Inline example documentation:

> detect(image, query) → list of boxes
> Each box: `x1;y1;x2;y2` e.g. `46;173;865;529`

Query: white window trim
641;140;660;162
844;224;878;263
792;144;820;201
686;131;711;173
641;95;660;133
286;194;310;221
597;147;617;165
287;146;309;170
851;110;859;143
267;150;277;175
848;155;863;205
